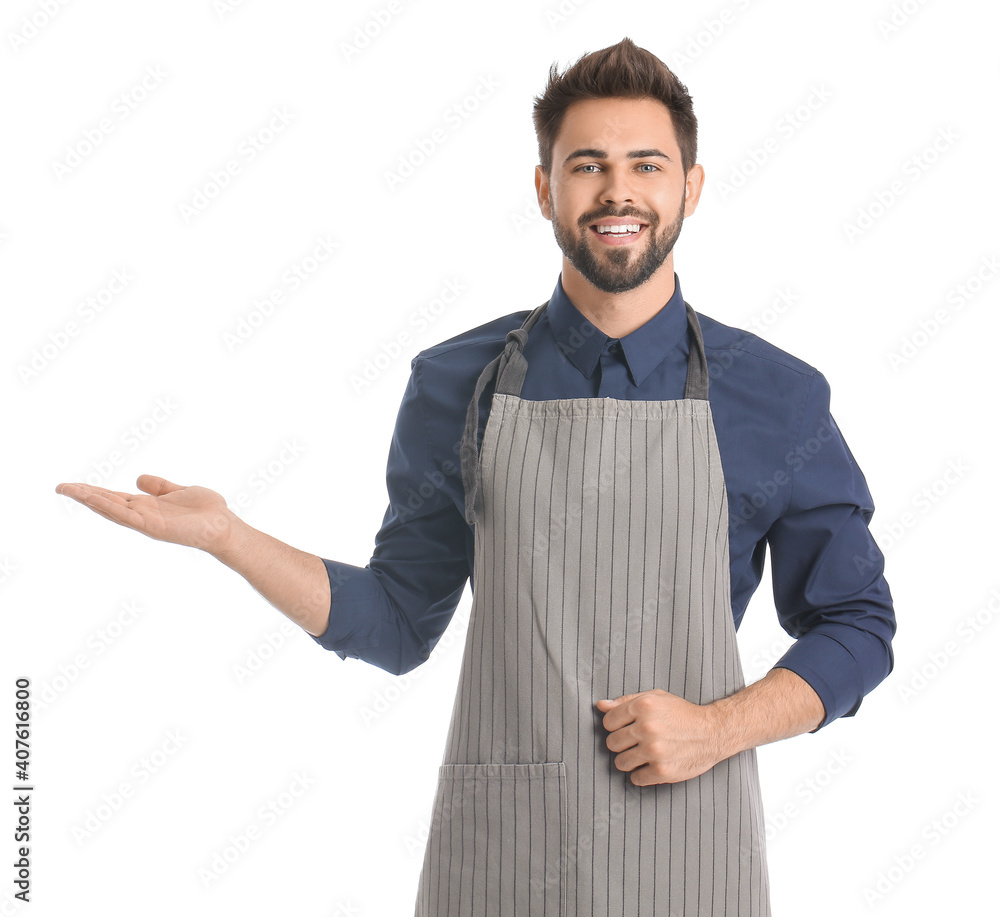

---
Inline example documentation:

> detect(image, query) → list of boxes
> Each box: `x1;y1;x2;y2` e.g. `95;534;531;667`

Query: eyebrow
562;148;673;166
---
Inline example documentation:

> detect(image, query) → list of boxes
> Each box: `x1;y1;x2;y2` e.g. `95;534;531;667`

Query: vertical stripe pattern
417;316;770;916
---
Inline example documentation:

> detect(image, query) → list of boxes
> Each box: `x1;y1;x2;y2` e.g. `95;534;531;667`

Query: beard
550;194;686;294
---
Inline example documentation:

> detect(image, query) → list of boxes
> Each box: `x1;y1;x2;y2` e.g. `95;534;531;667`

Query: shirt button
608;342;620;354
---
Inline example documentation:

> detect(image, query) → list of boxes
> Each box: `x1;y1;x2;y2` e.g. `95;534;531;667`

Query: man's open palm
55;475;237;554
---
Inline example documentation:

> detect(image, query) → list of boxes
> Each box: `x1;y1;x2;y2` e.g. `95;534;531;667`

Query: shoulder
695;309;821;384
396;310;533;465
417;310;532;363
695;309;834;451
409;309;533;393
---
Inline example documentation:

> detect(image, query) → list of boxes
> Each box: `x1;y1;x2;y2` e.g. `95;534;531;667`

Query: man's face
535;96;703;295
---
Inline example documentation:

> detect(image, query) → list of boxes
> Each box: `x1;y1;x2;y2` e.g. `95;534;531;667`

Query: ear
535;165;552;221
683;163;706;217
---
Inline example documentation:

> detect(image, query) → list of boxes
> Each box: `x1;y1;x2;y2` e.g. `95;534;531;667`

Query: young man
58;38;894;917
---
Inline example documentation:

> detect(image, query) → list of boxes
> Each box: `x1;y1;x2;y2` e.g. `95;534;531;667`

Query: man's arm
56;354;473;670
596;667;823;786
55;475;332;635
213;520;331;636
598;371;894;785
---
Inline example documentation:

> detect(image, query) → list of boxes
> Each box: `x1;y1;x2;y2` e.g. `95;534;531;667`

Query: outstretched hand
55;475;242;555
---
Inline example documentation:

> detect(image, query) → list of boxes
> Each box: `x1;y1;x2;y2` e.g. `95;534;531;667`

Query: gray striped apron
415;301;770;916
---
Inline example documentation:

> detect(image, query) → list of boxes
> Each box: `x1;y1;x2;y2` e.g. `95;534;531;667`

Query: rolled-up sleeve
766;372;896;728
310;357;472;675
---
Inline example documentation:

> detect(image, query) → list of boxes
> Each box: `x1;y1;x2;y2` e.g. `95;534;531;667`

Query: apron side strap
460;351;504;525
682;302;710;401
461;302;550;525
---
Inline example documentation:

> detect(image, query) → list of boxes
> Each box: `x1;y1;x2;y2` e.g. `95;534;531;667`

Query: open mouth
588;222;648;246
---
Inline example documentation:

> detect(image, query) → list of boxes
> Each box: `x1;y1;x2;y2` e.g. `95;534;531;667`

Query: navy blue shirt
313;273;895;729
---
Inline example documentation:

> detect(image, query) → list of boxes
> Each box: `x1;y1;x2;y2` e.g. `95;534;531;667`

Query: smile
588;223;648;246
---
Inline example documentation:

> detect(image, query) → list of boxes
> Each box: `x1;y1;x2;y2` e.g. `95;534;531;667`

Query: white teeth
596;224;641;234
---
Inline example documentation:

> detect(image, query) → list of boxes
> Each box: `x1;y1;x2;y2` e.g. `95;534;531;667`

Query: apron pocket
415;761;567;917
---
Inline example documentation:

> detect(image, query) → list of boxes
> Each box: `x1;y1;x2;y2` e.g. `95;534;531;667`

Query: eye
575;164;601;173
637;163;660;172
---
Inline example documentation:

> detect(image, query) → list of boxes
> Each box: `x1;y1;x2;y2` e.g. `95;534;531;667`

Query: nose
598;165;636;206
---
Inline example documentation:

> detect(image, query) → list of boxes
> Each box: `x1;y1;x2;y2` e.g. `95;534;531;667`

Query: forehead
554;96;679;156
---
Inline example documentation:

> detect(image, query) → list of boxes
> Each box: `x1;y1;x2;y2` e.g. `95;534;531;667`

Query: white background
3;0;998;914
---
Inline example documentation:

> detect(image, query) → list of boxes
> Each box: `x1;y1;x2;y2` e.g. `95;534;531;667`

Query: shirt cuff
772;628;871;729
309;558;389;661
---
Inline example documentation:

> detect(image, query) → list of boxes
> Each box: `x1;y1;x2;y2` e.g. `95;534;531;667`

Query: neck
560;255;677;339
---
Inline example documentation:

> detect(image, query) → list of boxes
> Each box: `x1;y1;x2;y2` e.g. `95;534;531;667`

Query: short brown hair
532;37;698;176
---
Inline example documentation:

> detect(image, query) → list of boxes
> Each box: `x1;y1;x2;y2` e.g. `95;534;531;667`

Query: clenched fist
596;688;725;786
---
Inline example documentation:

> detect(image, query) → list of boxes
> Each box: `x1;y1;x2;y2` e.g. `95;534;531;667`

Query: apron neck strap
497;300;709;400
460;299;710;524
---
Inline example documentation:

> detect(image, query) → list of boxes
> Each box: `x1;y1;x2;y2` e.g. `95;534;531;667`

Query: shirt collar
546;272;689;386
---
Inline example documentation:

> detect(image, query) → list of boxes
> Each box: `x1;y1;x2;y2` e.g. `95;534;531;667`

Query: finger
599;692;644;706
81;488;132;508
628;765;656;787
56;483;105;500
600;695;644;732
136;474;182;495
605;724;639;754
80;492;146;531
56;483;136;502
612;747;647;774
